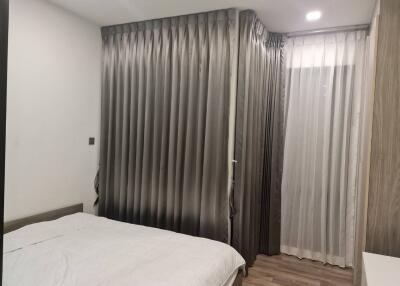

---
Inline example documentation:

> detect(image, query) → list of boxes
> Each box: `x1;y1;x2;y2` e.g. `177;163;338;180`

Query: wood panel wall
366;0;400;257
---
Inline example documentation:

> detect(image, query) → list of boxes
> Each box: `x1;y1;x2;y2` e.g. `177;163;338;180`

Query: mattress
3;213;245;286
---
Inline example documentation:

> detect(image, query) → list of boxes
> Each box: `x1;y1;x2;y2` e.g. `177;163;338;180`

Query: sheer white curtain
281;31;367;267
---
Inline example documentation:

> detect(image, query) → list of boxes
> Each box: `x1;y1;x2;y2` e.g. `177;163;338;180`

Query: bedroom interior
0;0;399;285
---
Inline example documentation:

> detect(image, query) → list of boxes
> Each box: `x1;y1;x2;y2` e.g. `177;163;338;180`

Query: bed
3;204;245;286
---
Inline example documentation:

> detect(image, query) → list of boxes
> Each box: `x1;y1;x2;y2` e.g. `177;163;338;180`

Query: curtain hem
281;245;352;268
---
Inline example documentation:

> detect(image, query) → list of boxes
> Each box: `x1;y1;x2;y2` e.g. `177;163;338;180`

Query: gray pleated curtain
98;9;237;242
232;11;285;265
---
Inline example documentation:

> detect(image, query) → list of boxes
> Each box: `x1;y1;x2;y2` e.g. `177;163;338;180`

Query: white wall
5;0;101;221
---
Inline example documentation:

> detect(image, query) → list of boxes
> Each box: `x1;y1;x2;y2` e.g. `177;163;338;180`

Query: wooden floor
243;255;353;286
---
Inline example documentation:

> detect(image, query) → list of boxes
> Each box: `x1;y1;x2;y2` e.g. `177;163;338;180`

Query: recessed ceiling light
306;11;322;21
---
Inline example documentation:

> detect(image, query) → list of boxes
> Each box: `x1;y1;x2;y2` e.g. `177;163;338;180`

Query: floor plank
243;255;353;286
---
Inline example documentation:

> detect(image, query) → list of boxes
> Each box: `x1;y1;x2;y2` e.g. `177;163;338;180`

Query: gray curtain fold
99;9;237;243
259;33;286;256
233;10;285;265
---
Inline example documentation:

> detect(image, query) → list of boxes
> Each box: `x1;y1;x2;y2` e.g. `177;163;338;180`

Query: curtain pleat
258;34;286;255
99;10;236;243
233;10;285;265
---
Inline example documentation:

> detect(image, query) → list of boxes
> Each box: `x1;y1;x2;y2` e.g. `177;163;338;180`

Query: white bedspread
3;213;245;286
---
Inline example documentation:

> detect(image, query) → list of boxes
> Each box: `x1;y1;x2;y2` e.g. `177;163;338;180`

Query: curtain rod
286;24;370;38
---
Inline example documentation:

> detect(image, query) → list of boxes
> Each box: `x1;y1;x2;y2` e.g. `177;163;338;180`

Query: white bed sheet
223;269;239;286
3;213;245;286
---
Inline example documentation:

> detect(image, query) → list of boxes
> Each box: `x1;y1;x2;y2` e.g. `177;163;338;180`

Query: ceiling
48;0;376;33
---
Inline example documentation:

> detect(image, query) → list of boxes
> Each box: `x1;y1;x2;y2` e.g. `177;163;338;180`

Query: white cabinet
362;252;400;286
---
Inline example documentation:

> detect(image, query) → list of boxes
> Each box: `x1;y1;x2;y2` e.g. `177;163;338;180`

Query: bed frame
3;203;83;234
3;203;243;285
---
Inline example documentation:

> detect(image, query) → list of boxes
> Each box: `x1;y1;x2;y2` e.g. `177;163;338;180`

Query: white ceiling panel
47;0;376;33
